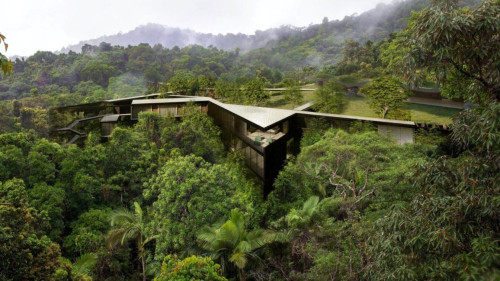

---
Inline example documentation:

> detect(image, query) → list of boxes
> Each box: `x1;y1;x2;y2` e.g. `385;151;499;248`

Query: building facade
52;95;423;196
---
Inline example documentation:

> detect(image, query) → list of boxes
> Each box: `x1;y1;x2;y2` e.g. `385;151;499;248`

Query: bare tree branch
354;186;379;205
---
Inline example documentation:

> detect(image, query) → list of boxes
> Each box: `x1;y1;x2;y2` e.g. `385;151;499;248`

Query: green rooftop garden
263;91;461;124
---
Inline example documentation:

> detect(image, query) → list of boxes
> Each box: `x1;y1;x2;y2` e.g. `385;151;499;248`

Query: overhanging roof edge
294;111;416;127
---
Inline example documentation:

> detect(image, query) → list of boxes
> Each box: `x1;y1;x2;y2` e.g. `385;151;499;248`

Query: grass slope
263;92;461;124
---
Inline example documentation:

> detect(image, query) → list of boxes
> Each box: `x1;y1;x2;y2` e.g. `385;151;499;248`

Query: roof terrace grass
263;92;461;124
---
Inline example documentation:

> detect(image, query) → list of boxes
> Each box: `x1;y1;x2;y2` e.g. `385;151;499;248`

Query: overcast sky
1;0;393;57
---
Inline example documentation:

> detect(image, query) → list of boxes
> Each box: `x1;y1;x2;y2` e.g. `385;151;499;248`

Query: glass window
159;105;176;116
132;105;152;120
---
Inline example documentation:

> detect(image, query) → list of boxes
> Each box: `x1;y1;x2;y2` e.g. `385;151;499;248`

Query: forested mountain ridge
0;0;499;280
60;0;480;54
60;23;299;54
0;0;484;125
59;1;410;54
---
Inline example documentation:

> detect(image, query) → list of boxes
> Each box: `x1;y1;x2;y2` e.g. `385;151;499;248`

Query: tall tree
367;105;500;280
0;179;62;280
313;81;347;114
243;77;268;105
107;202;154;281
362;76;407;119
401;0;500;103
144;155;246;261
168;70;198;94
215;79;239;102
80;61;116;87
198;209;277;281
160;111;225;163
366;1;500;280
283;78;303;106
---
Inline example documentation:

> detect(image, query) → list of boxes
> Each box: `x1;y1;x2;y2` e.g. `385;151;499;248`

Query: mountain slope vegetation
1;1;498;279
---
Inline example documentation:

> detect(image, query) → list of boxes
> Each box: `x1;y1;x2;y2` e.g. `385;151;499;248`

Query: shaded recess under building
50;95;448;196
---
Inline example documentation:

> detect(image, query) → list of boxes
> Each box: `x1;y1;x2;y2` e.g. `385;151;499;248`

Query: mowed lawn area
342;96;461;124
264;90;316;109
263;92;461;124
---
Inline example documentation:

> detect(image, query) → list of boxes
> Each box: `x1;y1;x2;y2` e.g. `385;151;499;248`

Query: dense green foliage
1;0;498;280
361;76;408;118
400;0;500;102
313;81;347;113
198;209;278;280
107;202;151;281
0;33;12;75
144;155;248;259
0;179;62;281
0;111;262;280
158;111;225;162
155;255;227;281
282;78;303;106
364;1;500;280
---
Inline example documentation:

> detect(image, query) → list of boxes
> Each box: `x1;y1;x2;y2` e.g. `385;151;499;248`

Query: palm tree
285;196;320;230
72;253;98;279
198;209;277;281
106;202;154;281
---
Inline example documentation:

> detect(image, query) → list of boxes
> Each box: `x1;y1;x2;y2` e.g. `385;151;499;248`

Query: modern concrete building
51;95;442;195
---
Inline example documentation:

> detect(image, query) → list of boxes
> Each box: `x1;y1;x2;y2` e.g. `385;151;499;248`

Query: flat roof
104;93;160;103
132;97;211;105
131;97;295;129
295;111;416;127
212;100;297;129
130;97;416;129
265;88;316;92
52;94;162;109
100;114;121;123
293;102;315;111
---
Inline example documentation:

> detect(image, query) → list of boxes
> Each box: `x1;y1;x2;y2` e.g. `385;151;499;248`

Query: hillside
59;0;481;69
60;23;273;53
0;1;498;280
0;0;484;103
60;0;432;54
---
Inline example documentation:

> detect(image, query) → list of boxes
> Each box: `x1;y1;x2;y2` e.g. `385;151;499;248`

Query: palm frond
302;196;320;217
72;253;98;277
106;228;127;248
218;221;240;246
133;202;143;220
274;230;293;243
230;252;247;270
143;234;158;246
197;208;275;272
110;209;135;226
236;240;252;254
229;209;245;235
121;227;140;245
247;229;278;249
198;226;221;251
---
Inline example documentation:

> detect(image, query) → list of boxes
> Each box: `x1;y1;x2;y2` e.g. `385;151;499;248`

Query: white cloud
0;0;392;56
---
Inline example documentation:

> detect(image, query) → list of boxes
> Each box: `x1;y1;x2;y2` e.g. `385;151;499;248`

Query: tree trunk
382;107;389;119
138;236;146;281
238;268;246;281
142;255;146;281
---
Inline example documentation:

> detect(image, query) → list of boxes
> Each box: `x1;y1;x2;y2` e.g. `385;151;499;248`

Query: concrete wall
377;125;414;145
